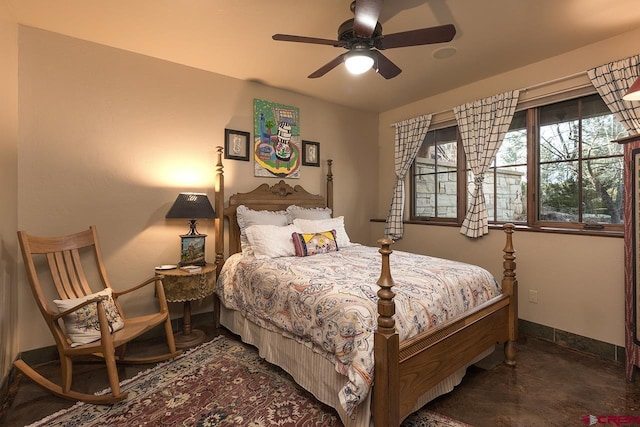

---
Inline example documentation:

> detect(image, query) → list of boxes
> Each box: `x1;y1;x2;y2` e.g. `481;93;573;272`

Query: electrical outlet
528;290;538;303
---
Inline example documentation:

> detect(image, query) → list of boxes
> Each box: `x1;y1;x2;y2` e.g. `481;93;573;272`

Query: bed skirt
219;305;493;426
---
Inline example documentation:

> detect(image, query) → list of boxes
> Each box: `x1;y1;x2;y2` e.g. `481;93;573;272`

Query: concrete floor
2;324;640;426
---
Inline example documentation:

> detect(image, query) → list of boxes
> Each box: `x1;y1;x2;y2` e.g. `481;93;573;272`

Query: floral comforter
216;244;501;415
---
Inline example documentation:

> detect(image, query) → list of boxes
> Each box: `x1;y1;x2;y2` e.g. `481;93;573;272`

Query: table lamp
166;192;216;266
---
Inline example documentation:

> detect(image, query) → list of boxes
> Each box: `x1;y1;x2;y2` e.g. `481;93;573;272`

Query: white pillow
236;205;291;254
293;216;353;248
286;205;332;220
245;224;302;259
53;288;124;347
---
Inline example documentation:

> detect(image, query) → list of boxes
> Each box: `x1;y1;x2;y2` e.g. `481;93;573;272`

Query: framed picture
224;129;250;161
179;235;206;266
302;140;320;167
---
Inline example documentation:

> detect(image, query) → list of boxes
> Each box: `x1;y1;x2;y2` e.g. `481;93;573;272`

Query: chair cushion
54;288;124;347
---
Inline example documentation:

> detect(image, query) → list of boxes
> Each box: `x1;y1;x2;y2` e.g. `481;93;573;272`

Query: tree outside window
538;95;626;226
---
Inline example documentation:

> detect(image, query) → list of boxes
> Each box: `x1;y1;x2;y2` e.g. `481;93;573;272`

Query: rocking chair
15;226;182;404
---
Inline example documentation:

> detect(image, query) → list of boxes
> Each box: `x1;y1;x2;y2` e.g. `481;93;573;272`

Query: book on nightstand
180;265;202;273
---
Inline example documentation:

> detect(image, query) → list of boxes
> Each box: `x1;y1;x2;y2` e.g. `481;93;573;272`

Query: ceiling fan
272;0;456;79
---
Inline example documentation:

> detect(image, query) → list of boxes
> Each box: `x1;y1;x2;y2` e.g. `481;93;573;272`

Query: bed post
373;237;400;427
326;159;333;212
213;146;224;328
502;223;518;366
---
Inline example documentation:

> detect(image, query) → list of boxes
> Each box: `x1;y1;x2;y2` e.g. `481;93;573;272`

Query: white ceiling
7;0;640;113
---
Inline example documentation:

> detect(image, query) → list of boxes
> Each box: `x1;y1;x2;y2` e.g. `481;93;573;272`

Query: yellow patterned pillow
292;229;338;257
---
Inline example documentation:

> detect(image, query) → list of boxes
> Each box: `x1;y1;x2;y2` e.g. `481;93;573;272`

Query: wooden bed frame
212;147;518;426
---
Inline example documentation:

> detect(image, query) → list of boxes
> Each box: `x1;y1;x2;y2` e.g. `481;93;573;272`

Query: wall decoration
302;140;320;167
224;129;250;161
253;99;301;178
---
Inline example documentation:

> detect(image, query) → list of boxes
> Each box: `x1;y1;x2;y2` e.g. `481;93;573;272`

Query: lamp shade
166;193;215;265
344;50;374;75
623;76;640;101
166;193;215;220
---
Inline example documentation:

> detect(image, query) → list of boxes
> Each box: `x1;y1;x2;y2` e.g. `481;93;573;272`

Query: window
411;126;462;221
537;95;625;228
410;93;628;233
482;110;528;223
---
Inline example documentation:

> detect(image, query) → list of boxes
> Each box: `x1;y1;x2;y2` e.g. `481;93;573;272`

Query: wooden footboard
372;224;518;426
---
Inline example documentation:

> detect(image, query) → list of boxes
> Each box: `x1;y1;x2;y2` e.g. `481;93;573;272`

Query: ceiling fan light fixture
344;50;374;75
623;76;640;101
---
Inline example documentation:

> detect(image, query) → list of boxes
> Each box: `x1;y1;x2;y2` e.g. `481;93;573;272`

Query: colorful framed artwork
302;140;320;167
179;235;206;266
253;99;301;178
224;129;250;161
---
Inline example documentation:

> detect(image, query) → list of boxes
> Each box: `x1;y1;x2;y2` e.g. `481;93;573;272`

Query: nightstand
156;263;216;349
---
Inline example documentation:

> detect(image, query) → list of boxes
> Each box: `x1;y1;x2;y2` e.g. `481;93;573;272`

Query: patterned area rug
27;335;471;426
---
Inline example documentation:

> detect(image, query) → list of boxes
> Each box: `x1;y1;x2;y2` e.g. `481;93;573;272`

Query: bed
212;148;518;426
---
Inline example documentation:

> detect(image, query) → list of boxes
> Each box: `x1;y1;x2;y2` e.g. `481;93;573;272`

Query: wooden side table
156;263;216;349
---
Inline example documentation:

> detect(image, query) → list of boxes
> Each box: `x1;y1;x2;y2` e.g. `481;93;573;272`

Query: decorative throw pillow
53;288;124;347
286;205;332;220
292;229;339;257
293;216;353;248
245;224;301;259
236;205;291;255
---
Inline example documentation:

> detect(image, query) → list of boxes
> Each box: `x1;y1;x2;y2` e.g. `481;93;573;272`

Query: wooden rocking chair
15;226;182;404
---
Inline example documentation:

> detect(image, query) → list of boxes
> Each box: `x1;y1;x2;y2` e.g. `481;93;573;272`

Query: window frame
531;95;624;233
483;109;528;225
409;94;625;236
409;126;467;224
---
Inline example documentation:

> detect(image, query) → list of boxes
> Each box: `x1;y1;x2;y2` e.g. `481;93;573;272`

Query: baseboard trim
9;315;625;366
0;366;18;419
1;314;623;407
519;319;624;362
0;311;216;412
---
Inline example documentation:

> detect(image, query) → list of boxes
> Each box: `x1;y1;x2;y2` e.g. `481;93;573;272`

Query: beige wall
17;26;378;351
0;2;19;382
11;22;639;355
376;28;640;347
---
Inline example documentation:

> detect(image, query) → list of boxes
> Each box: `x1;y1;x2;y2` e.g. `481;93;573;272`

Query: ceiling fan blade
353;0;383;37
308;53;348;78
371;50;402;79
273;34;343;47
376;24;456;50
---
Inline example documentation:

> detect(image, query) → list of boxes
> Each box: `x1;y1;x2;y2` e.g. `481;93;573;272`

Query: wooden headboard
213;147;333;272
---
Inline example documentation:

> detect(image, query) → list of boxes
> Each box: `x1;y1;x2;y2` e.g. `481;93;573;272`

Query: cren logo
582;414;640;426
582;415;598;426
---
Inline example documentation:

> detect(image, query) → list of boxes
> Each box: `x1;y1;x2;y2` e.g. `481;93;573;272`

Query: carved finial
326;159;334;212
502;223;516;279
215;146;224;176
376;237;395;332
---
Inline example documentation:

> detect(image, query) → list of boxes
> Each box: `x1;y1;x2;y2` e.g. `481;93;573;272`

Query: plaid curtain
455;90;520;238
587;54;640;134
384;114;432;240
